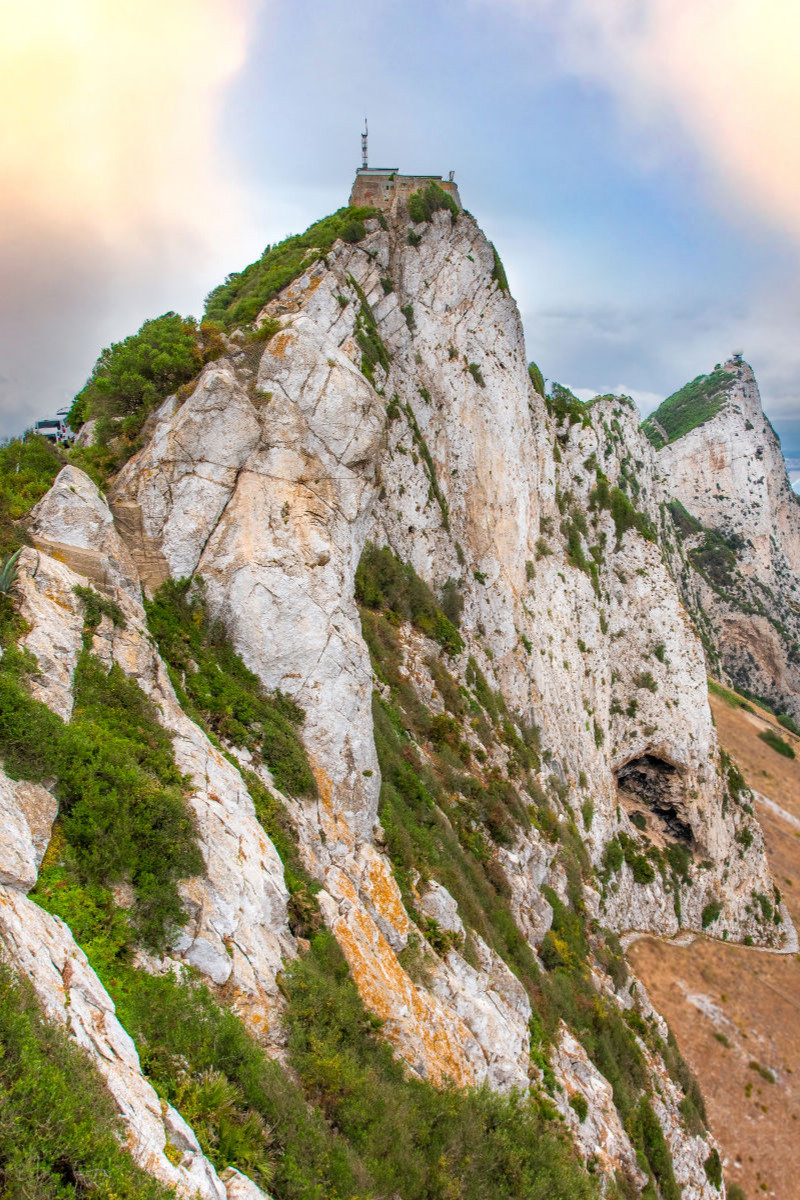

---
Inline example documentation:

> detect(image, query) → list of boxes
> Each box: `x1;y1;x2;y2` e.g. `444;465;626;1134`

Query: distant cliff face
651;360;800;719
2;195;797;1198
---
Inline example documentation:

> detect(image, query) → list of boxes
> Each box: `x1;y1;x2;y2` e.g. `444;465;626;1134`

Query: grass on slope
145;576;317;799
0;587;203;953
642;368;734;448
204;205;385;329
0;965;173;1199
356;544;704;1198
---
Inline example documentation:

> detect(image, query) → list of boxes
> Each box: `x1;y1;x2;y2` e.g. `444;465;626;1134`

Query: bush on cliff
145;576;317;798
0;965;173;1198
204;205;384;329
355;542;464;656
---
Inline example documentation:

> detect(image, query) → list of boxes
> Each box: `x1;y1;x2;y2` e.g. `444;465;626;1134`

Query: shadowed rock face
616;756;694;844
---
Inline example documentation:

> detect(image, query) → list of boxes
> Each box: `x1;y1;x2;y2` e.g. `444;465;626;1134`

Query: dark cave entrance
615;755;694;844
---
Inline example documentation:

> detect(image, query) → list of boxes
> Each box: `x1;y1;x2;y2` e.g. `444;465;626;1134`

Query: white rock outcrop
5;200;793;1195
0;884;262;1199
657;359;800;719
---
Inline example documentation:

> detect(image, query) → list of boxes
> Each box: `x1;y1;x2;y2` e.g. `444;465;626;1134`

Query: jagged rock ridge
1;189;796;1197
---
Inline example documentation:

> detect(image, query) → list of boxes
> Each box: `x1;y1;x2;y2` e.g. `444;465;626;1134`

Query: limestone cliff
1;192;795;1198
649;360;800;721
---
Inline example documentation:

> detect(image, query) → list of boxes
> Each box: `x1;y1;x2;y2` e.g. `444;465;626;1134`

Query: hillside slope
1;191;796;1198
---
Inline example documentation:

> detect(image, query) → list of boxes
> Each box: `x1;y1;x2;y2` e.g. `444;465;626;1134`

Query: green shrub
667;498;702;538
778;713;800;736
400;302;415;330
547;384;588;426
467;362;485;387
641;369;734;446
204;206;382;328
35;650;203;950
355;544;464;656
406;182;459;225
569;1093;589;1122
73;584;126;641
627;1097;680;1200
664;843;691;884
348;276;391;385
631;856;656;885
528;362;545;395
701;900;723;928
0;434;63;556
690;532;738;590
491;244;509;292
758;727;796;759
439;578;464;629
603;839;624;875
634;671;658;693
145;576;317;797
703;1148;723;1189
0;965;173;1198
69;311;204;429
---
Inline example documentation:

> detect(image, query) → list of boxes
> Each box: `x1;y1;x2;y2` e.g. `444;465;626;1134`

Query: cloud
0;0;261;434
499;0;800;247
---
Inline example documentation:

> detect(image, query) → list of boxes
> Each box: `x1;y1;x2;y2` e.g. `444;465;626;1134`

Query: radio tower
361;118;368;169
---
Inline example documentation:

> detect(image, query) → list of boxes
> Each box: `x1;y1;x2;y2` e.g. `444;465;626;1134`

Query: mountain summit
1;183;797;1198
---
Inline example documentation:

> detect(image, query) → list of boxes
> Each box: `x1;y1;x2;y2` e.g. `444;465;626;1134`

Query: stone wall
349;170;462;212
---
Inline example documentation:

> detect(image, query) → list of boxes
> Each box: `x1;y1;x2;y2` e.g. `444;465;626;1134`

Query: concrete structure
349;168;462;212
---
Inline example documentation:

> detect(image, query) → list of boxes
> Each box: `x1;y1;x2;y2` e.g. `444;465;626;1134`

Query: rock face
0;733;272;1199
4;198;797;1195
0;881;235;1199
655;359;800;719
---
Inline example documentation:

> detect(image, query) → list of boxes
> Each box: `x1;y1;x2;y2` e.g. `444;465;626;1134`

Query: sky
3;0;800;450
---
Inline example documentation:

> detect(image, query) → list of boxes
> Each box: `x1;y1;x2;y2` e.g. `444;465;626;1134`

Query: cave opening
615;754;694;844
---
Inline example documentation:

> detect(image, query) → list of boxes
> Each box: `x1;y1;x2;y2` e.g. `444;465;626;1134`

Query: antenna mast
361;118;368;169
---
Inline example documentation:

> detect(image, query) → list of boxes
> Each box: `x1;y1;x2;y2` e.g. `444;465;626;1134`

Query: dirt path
628;694;800;1200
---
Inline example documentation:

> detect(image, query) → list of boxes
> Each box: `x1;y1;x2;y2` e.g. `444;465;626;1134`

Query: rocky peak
2;192;796;1198
652;358;800;718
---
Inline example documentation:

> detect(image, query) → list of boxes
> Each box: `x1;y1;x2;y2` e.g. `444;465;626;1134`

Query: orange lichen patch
268;330;295;359
286;272;323;304
325;870;476;1088
358;846;410;941
314;769;356;851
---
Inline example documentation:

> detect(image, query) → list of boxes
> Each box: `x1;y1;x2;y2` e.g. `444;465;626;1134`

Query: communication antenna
361;118;368;169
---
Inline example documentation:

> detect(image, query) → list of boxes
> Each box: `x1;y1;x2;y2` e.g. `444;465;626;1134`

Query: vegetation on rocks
528;361;545;396
204;205;384;328
0;585;202;952
25;643;204;951
0;965;173;1199
354;544;700;1196
0;434;63;555
407;182;459;225
642;368;734;448
70;930;600;1200
348;275;391;384
66;312;227;482
356;543;464;655
145;576;317;798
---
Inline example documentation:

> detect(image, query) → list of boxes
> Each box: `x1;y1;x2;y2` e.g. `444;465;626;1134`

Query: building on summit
349;119;462;212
